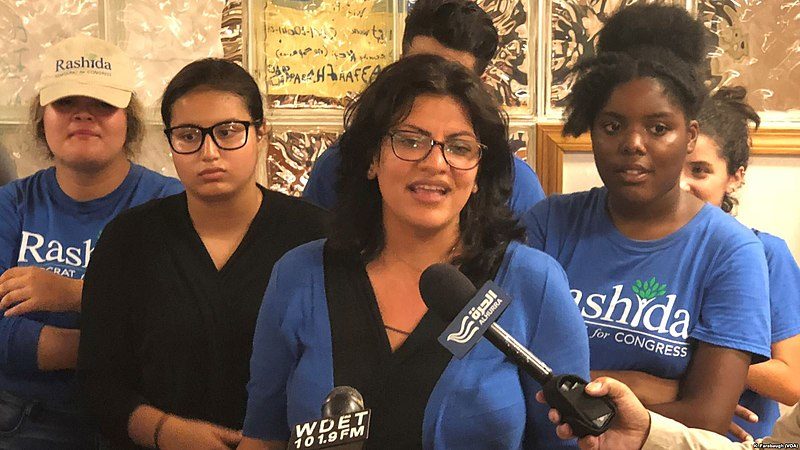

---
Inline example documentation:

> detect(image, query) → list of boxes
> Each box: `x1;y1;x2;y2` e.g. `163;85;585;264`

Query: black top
324;244;452;450
78;187;328;448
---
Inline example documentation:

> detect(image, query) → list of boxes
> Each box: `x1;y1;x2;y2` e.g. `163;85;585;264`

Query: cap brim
39;82;131;108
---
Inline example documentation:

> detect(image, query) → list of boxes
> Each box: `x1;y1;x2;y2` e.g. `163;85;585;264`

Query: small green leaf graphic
632;277;668;299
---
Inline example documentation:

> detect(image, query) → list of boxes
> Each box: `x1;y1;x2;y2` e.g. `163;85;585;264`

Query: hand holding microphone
419;263;616;437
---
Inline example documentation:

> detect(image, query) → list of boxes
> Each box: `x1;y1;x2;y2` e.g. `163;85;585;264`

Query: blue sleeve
302;143;341;210
509;157;546;217
760;234;800;343
524;257;588;449
0;183;46;376
0;183;20;272
520;199;550;251
160;177;184;197
243;254;301;441
691;237;772;363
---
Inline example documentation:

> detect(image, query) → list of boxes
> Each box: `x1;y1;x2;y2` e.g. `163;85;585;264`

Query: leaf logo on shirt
630;277;667;327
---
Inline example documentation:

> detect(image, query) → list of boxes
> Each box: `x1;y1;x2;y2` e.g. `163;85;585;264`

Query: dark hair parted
160;58;264;128
563;4;708;137
698;86;760;213
402;0;498;75
330;54;524;286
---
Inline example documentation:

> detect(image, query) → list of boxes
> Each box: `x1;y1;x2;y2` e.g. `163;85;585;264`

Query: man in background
303;0;545;214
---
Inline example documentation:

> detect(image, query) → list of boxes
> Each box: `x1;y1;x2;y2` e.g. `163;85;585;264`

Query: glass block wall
1;0;797;193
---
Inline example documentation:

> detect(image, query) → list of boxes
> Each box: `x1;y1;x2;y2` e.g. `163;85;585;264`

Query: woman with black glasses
77;58;327;449
238;55;588;450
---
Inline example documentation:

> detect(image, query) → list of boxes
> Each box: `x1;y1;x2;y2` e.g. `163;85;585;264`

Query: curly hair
329;54;524;286
697;86;760;213
402;0;498;75
563;4;708;137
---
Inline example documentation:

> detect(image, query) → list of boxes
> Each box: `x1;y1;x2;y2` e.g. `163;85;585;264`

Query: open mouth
615;166;652;183
407;182;450;202
408;184;449;195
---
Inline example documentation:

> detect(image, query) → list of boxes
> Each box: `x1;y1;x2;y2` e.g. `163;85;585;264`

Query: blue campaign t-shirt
0;164;182;403
302;140;546;214
733;231;800;439
522;187;771;381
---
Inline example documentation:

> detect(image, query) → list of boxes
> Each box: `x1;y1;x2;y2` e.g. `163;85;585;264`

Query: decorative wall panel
221;0;244;63
479;0;531;109
700;0;800;118
267;130;339;195
509;128;530;162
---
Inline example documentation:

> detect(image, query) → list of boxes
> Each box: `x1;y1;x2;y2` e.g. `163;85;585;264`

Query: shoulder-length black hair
329;54;524;285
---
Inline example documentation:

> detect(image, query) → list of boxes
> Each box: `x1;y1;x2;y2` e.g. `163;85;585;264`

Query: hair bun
713;85;747;102
597;4;706;67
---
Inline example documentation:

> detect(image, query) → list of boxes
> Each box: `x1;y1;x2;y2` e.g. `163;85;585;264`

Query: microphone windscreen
321;386;365;418
419;263;477;322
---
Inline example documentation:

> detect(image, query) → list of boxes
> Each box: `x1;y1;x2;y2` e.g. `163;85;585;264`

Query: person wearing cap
0;35;182;448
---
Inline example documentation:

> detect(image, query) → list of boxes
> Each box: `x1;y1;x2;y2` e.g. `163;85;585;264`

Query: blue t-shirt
733;231;800;439
302;141;546;214
0;164;182;403
243;240;588;449
522;187;771;382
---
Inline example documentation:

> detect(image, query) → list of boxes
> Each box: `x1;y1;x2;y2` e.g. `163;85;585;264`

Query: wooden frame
534;123;800;196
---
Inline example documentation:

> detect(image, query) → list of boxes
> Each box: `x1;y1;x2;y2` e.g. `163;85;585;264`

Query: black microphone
419;263;616;437
321;386;365;418
290;386;371;449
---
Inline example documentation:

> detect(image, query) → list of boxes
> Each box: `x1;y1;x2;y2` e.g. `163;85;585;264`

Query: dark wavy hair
402;0;498;75
563;4;708;137
161;58;264;128
697;86;760;213
329;54;523;285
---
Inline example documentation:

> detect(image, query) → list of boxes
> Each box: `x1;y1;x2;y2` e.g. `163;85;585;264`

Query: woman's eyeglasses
388;130;484;170
165;120;261;154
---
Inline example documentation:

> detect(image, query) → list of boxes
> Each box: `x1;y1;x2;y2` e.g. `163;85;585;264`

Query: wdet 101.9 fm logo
438;280;511;358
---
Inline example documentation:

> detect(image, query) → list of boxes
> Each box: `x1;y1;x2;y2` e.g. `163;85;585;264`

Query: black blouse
78;187;328;448
324;244;452;450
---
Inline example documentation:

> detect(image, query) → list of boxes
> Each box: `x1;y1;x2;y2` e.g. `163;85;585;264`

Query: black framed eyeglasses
387;130;484;170
164;120;261;154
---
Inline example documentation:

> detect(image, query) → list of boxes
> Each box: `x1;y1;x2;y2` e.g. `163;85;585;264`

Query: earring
367;167;377;180
471;184;479;194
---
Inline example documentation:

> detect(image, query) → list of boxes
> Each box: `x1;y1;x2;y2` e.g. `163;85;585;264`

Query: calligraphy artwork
263;0;394;108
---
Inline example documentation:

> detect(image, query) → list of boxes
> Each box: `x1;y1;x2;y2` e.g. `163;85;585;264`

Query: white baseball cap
35;35;136;108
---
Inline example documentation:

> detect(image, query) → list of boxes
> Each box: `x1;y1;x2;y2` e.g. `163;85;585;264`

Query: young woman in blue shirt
522;4;772;437
680;87;800;440
0;36;181;448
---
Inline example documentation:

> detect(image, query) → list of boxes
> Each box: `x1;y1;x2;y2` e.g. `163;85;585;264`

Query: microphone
419;263;616;437
290;386;371;449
